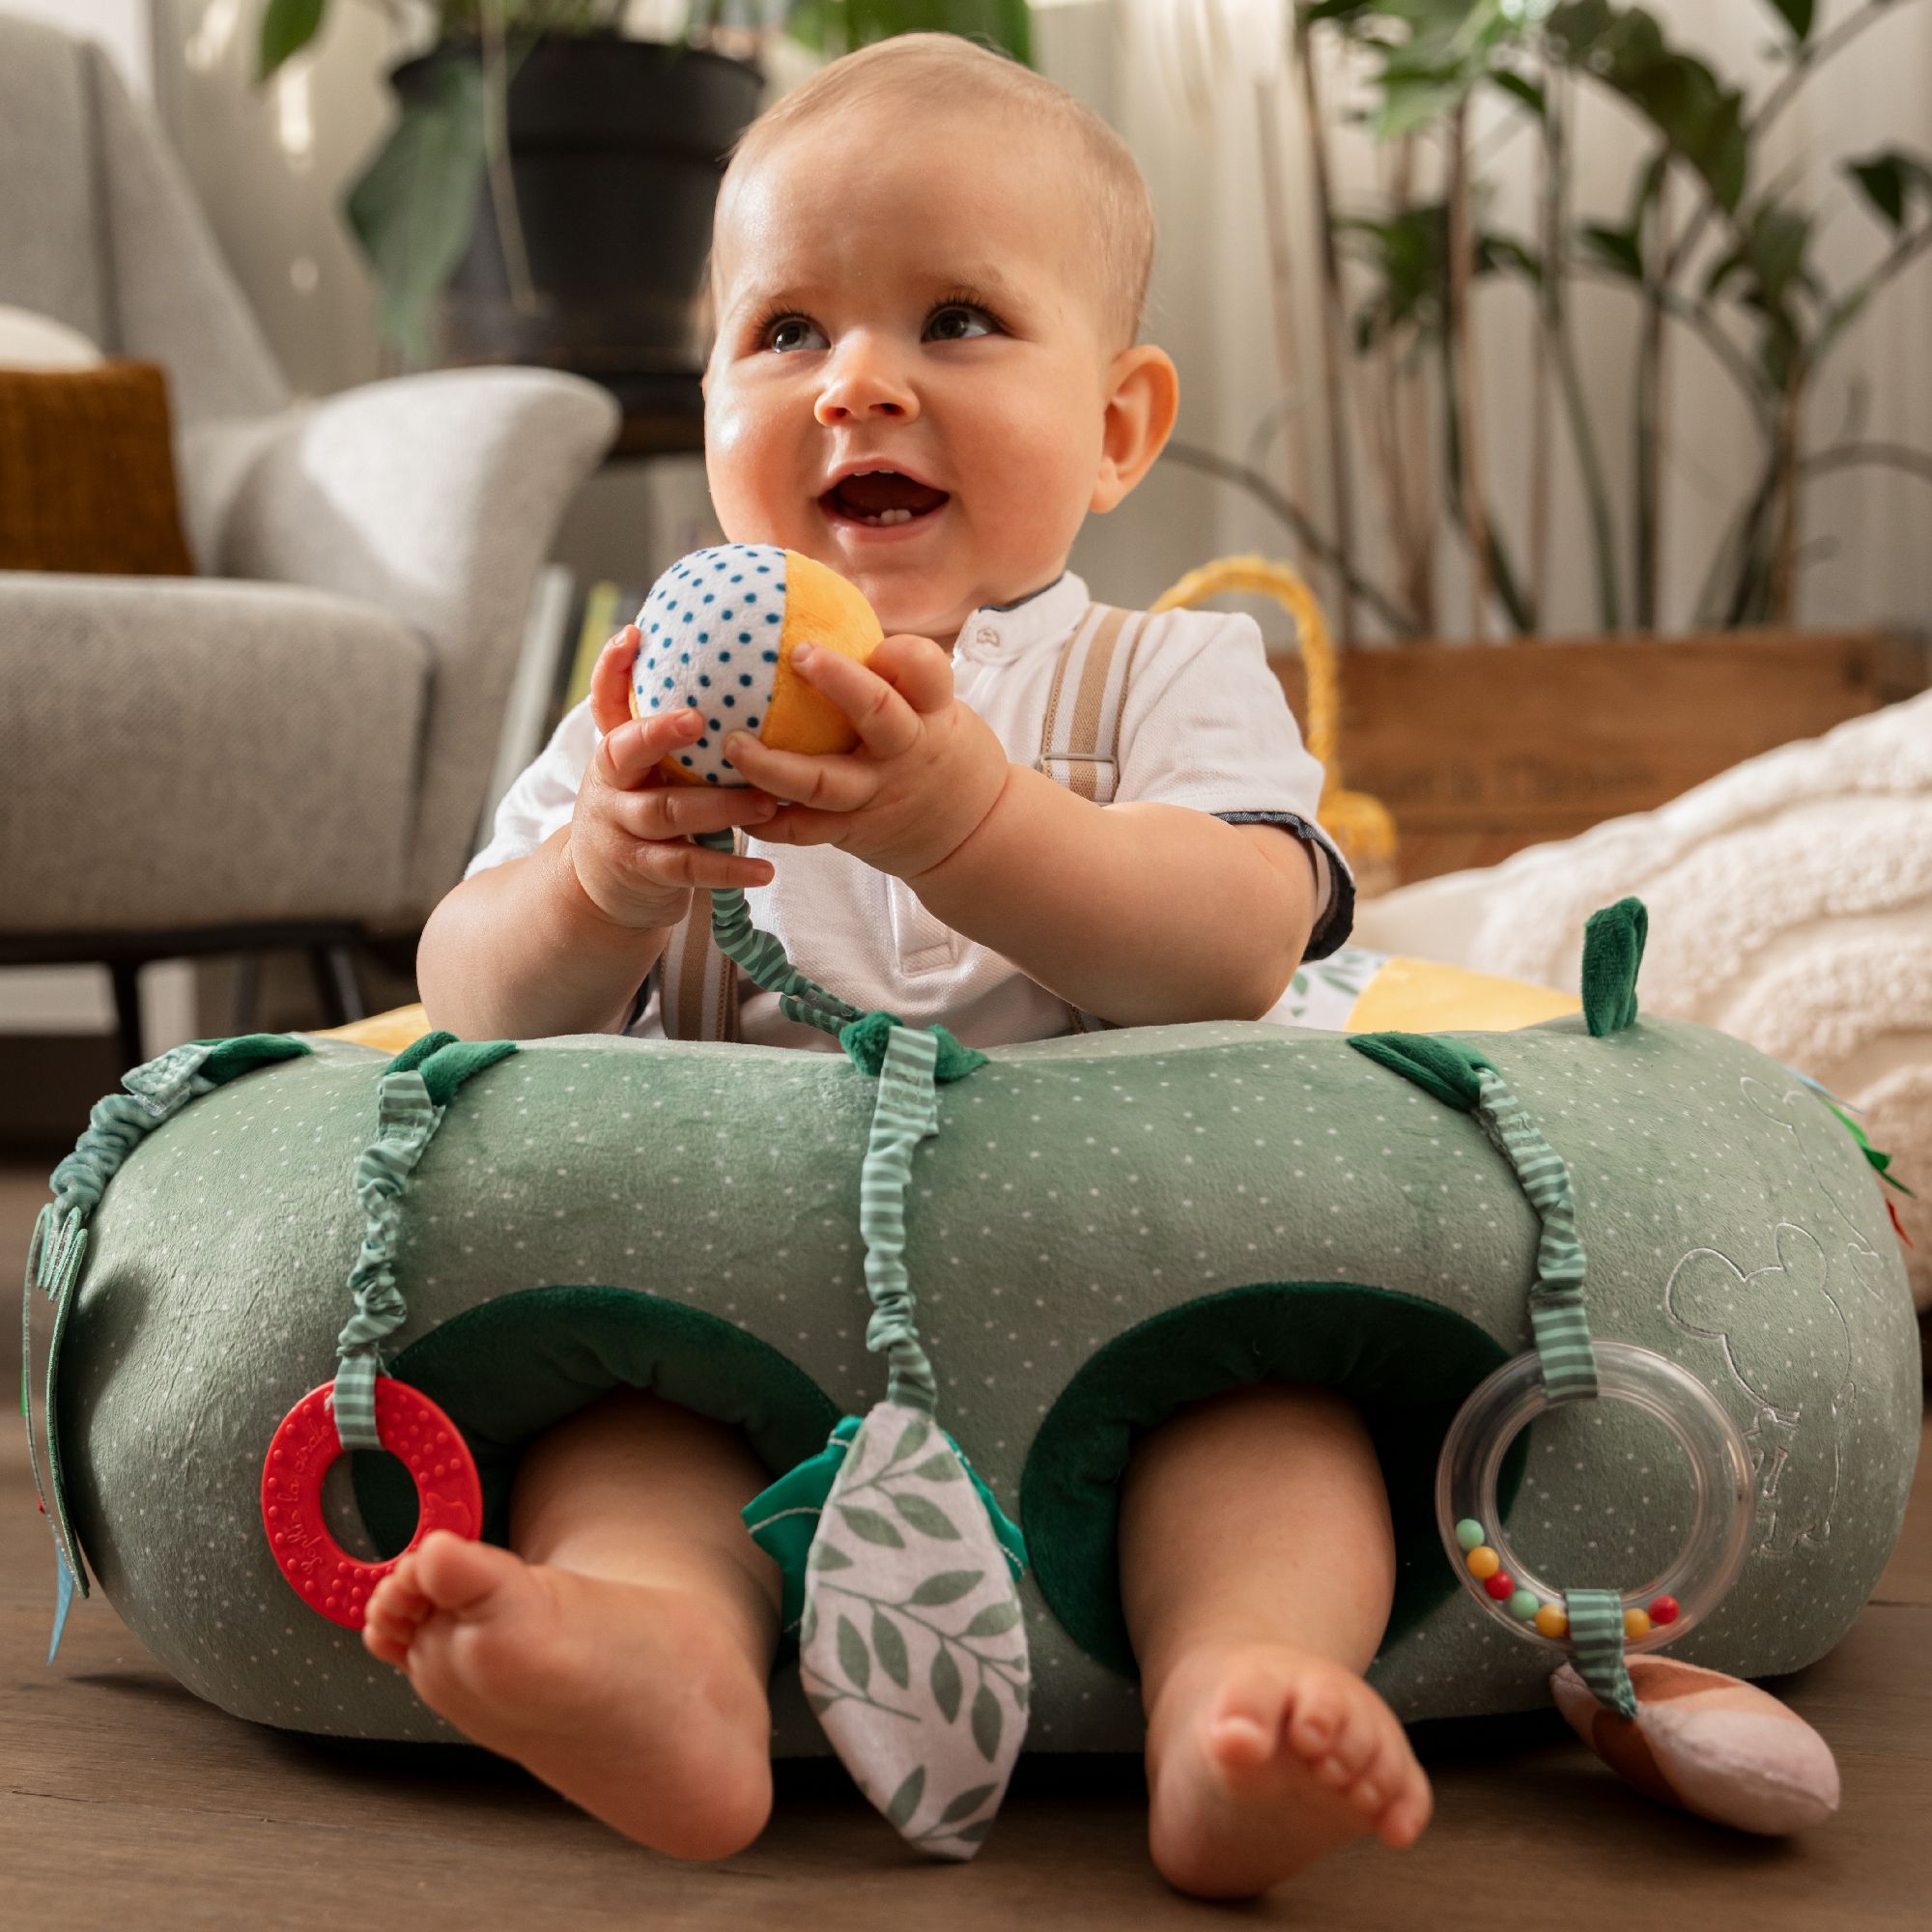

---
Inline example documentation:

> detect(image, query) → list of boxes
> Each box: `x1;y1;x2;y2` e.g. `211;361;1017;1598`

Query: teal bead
1509;1589;1540;1621
1455;1518;1486;1551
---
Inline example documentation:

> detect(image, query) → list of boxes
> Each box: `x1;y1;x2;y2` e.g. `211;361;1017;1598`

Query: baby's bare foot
1144;1639;1432;1898
362;1529;772;1860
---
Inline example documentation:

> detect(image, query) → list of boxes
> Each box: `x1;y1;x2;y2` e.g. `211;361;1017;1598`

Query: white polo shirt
468;569;1354;1051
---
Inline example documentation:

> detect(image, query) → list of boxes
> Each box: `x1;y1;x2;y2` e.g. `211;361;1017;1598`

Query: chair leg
109;959;144;1070
231;954;262;1035
308;944;365;1027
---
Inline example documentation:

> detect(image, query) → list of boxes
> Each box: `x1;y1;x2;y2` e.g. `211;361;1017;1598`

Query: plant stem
1803;440;1932;489
1771;365;1808;624
1297;26;1361;644
1445;100;1491;639
1548;294;1622;631
480;2;536;314
1252;75;1320;587
1528;57;1560;627
1634;161;1670;630
1161;441;1421;637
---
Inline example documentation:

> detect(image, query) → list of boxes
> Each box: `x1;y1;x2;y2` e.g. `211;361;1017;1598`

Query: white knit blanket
1355;690;1932;1309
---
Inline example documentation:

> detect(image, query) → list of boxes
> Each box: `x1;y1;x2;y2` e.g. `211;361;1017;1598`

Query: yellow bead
1534;1605;1570;1639
1624;1607;1653;1639
1465;1546;1500;1580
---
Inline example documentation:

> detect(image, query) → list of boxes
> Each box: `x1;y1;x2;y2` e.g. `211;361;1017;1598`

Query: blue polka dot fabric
631;544;788;788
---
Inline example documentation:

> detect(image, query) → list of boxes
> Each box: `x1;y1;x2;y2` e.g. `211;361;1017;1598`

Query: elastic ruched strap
1472;1067;1597;1404
859;1026;944;1413
331;1038;516;1452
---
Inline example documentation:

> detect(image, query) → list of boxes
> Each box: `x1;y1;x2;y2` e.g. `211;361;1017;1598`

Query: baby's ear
1092;345;1179;514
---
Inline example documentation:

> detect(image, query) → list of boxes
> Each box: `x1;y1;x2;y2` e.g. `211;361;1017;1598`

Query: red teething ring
261;1379;482;1630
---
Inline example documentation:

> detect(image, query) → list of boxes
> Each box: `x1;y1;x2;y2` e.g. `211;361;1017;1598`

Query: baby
364;33;1430;1899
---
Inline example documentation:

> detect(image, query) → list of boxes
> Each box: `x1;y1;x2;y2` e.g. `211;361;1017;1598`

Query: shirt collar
953;571;1091;666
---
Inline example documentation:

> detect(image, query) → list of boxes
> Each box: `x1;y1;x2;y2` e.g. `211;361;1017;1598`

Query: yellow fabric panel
315;1003;435;1054
1346;957;1580;1036
762;550;884;756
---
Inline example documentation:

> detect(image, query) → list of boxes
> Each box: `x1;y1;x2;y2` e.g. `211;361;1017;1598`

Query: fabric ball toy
629;543;884;788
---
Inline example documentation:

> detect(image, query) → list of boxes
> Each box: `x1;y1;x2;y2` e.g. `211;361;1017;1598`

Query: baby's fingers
634;836;774;894
597;702;702;791
588;625;642;736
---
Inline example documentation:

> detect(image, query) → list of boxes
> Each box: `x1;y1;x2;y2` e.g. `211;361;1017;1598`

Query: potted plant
1152;0;1931;878
256;0;1033;369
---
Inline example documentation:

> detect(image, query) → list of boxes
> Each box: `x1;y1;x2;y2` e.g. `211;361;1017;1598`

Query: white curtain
1051;0;1932;639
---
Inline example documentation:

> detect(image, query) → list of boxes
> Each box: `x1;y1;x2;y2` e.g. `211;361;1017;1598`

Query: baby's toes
1282;1675;1346;1766
1339;1714;1408;1817
1311;1696;1380;1792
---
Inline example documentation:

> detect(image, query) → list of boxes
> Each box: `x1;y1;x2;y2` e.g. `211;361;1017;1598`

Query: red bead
1484;1571;1516;1601
1649;1595;1681;1626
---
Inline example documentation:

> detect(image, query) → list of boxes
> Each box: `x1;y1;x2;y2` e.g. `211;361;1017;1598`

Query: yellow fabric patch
1347;957;1579;1036
314;1003;435;1054
761;549;884;756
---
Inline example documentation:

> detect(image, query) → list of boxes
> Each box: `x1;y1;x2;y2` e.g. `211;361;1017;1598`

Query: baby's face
703;103;1136;644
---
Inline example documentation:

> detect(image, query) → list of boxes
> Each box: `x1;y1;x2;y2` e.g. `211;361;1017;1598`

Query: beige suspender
656;601;1149;1042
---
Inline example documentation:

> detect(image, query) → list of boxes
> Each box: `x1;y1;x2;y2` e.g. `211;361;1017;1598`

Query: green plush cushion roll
44;1012;1920;1751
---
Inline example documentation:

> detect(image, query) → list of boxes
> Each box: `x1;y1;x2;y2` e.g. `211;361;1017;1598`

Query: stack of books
474;571;654;850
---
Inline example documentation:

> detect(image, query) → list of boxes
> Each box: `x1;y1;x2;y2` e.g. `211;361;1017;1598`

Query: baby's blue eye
926;304;994;343
768;316;828;355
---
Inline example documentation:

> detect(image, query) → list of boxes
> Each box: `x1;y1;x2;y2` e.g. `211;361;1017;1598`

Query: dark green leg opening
1017;1281;1526;1679
352;1285;842;1560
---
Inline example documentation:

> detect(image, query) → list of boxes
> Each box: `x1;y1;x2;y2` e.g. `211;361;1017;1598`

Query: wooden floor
4;1164;1927;1929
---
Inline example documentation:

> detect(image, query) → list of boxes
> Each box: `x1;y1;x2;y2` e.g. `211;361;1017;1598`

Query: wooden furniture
1275;630;1928;885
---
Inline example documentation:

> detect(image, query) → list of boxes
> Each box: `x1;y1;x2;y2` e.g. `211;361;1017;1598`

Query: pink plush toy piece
1552;1657;1840;1834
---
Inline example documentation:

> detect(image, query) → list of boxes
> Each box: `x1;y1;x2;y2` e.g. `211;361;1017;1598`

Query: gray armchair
0;15;620;1062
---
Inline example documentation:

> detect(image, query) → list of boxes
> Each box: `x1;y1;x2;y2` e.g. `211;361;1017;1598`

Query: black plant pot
392;35;763;377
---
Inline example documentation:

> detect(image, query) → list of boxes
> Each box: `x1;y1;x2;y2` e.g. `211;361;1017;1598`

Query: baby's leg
363;1386;781;1860
1120;1382;1432;1898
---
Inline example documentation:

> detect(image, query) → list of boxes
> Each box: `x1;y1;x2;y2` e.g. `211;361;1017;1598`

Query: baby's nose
814;341;919;425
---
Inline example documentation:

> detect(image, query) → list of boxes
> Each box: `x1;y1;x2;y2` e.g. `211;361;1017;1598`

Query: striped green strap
331;1038;518;1452
858;1026;943;1413
1473;1067;1598;1404
1565;1588;1637;1718
693;828;866;1040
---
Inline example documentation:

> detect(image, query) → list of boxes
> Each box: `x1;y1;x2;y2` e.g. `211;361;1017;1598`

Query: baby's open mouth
821;469;951;528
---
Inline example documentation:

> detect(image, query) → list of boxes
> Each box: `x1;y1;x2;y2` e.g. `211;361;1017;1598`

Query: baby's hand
718;634;1009;881
567;626;781;928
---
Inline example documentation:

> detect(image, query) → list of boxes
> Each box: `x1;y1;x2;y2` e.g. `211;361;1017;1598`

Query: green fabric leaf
885;1765;925;1830
872;1609;910;1690
1349;1032;1492;1110
808;1540;852;1571
836;1613;871;1692
892;1492;962;1541
963;1601;1023;1638
910;1452;963;1481
930;1643;962;1723
258;0;324;80
838;1505;904;1548
418;1038;517;1107
952;1819;996;1845
909;1569;983;1605
385;1030;457;1075
971;1684;1003;1762
1582;896;1648;1036
937;1782;998;1825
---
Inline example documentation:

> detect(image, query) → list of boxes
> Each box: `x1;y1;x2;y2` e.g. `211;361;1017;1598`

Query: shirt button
975;626;1000;648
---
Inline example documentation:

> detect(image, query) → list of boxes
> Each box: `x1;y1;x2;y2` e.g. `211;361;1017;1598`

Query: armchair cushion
0;361;195;575
180;366;620;912
0;574;431;934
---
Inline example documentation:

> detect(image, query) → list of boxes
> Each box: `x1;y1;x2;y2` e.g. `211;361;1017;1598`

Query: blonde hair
708;34;1155;349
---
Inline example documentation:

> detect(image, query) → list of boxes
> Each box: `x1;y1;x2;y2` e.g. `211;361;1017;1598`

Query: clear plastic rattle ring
1436;1341;1755;1650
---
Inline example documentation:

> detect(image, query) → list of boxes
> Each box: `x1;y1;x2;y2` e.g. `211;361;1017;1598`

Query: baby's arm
911;771;1318;1027
417;630;780;1039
